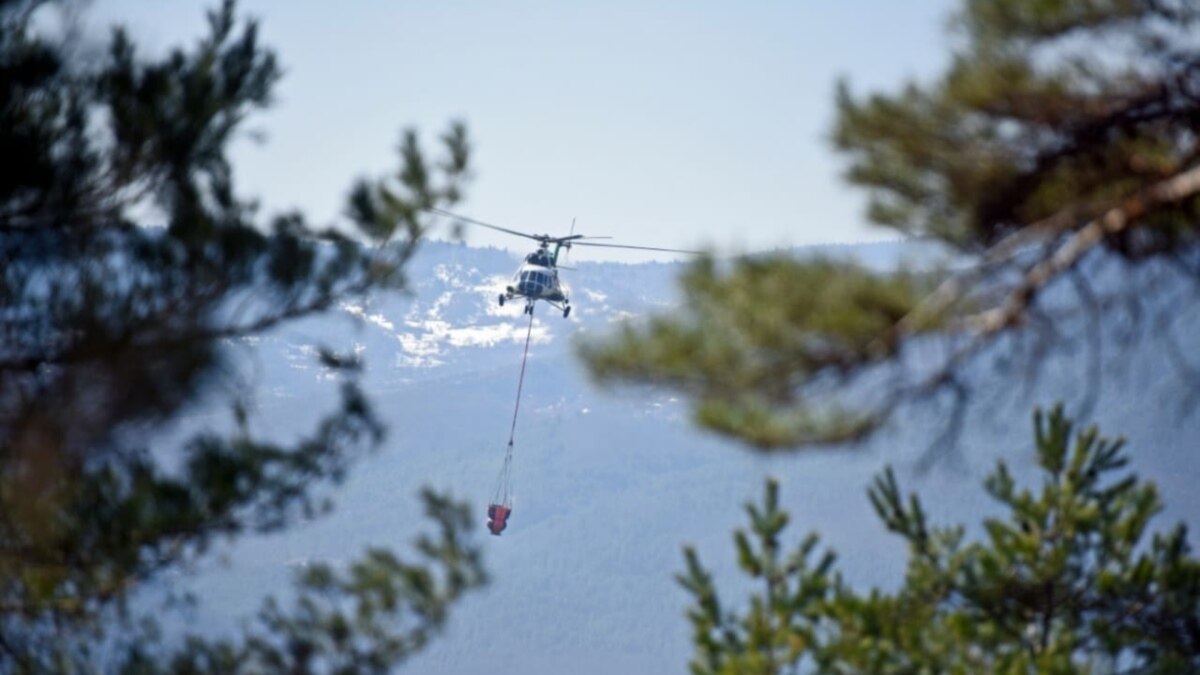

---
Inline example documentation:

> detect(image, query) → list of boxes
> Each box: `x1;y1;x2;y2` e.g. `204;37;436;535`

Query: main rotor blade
572;241;703;255
426;207;544;242
426;207;690;253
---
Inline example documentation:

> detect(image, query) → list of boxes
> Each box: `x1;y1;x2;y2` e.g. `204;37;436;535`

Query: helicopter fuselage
500;249;572;317
508;264;566;302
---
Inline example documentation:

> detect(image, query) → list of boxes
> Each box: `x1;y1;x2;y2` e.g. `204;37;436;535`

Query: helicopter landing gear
498;293;505;307
563;305;571;319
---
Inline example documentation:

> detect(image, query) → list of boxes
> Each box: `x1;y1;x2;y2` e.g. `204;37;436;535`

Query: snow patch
392;319;552;367
341;302;396;332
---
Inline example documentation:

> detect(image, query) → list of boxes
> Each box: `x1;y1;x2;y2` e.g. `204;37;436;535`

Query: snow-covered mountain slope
230;241;686;393
165;240;1199;675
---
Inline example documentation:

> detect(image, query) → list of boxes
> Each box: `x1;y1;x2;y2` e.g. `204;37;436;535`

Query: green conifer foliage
581;257;942;449
580;0;1200;449
679;407;1200;673
0;2;483;671
836;0;1200;253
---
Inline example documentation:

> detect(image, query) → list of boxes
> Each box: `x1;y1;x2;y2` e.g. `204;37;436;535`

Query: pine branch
970;163;1200;335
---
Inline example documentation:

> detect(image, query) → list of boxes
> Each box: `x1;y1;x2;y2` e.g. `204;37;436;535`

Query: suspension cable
508;311;535;446
493;311;535;507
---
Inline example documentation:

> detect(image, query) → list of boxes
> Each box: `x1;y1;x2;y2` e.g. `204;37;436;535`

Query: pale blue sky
91;1;959;260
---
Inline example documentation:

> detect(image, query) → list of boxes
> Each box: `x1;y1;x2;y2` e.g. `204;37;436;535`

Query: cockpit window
518;270;551;292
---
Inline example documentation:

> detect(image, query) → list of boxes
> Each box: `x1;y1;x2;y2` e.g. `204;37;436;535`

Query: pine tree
579;0;1200;449
679;407;1200;673
0;1;482;671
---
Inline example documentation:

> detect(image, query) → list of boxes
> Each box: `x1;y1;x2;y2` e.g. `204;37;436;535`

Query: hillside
153;240;1200;675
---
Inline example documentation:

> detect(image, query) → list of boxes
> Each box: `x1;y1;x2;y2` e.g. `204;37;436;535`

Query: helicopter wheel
563;306;571;319
498;294;505;307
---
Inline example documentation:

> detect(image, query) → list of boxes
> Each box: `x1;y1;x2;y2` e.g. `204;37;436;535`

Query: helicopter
428;208;699;318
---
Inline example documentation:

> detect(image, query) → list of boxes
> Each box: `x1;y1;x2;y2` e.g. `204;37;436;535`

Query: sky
88;1;960;260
